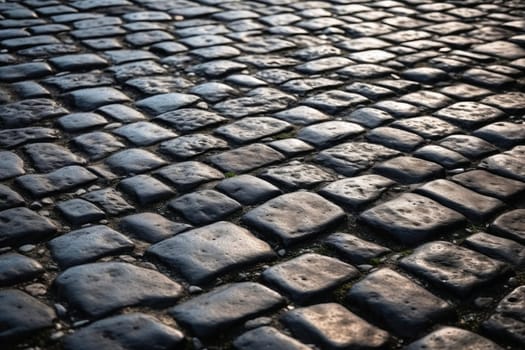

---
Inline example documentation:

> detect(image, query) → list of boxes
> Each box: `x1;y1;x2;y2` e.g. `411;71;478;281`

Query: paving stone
216;175;281;205
155;108;226;132
126;76;192;95
451;170;525;201
169;190;241;225
0;127;58;149
439;83;491;100
297;121;365;148
136;93;200;115
55;262;183;317
49;225;133;268
0;207;57;247
120;212;191;243
57;112;108;132
402;67;448;84
243;192;345;246
119;175;174;205
316;142;400;176
464;232;525;267
24;143;85;173
105;149;167;175
44;72;113;92
400;241;509;296
148;221;274;284
360;193;465;245
126;30;173;46
234;326;310;350
214;87;296;118
216;117;292;144
473;122;525;149
281;303;389;350
344;107;394;128
209;143;285;174
414;145;470;169
392;116;461;140
434;101;505;129
65;87;130;111
189;82;238;102
490;210;525;244
373;156;444;185
0;62;53;82
463;68;513;89
109;61;167;82
439;135;497;159
0;151;24;180
103;49;158;64
367;127;424;152
74;132;125;160
11;81;50;99
159;134;228;160
479;148;525;182
406;327;503;350
98;104;146;123
273;105;330;125
324;232;390;265
268;138;314;157
482;92;525;113
482;286;525;345
374;100;419;118
155;161;224;191
0;290;55;341
0;253;44;286
57;198;105;225
262;253;358;304
0;185;24;210
416;179;505;222
63;313;184;350
260;163;335;190
400;90;452;110
255;69;301;85
0;98;68;128
81;188;134;215
49;53;108;71
319;174;395;209
113;121;177;146
303;90;368;114
347;268;452;337
16;165;97;198
171;282;284;338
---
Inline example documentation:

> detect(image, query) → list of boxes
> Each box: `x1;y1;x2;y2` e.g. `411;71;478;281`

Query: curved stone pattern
0;1;524;349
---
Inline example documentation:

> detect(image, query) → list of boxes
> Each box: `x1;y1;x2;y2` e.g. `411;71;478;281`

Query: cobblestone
1;0;524;348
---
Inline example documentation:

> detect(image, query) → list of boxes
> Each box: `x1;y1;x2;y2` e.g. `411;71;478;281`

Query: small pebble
41;197;54;205
357;264;374;272
19;244;36;253
25;283;47;296
277;249;286;256
508;277;519;287
55;303;68;317
189;285;203;294
73;320;90;328
29;201;43;210
474;297;493;308
50;331;65;340
245;317;272;329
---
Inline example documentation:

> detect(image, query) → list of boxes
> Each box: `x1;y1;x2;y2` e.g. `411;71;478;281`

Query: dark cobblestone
1;1;525;348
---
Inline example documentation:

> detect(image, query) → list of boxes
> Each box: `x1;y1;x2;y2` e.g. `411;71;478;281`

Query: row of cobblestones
0;0;524;349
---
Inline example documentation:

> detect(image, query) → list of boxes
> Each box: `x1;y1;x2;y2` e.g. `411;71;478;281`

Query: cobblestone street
0;0;524;349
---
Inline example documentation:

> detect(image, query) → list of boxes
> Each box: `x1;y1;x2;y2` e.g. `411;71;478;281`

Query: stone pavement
0;0;524;349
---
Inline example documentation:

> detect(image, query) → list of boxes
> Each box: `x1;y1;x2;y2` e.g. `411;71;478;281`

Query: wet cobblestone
0;0;524;349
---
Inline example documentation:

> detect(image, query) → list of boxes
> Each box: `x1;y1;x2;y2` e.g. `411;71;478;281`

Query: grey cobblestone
1;0;524;348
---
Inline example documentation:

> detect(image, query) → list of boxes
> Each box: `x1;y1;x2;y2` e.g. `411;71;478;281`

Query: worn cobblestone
1;0;524;348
